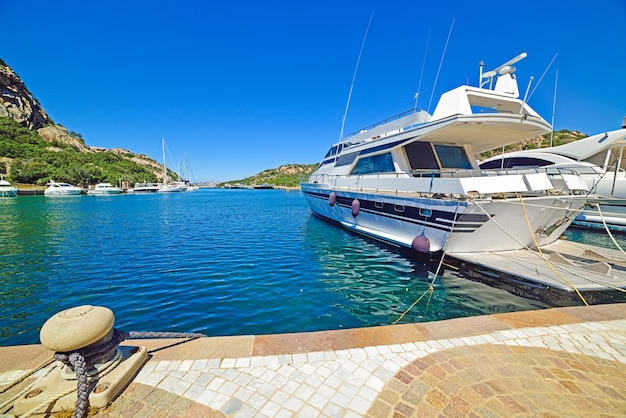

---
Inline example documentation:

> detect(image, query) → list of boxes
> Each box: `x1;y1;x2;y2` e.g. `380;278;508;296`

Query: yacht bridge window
404;142;472;170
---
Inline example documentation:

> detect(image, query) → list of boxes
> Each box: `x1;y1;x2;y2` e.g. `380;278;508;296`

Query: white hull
0;187;18;197
44;190;82;196
44;181;82;196
158;184;185;192
0;178;18;197
302;184;586;253
87;190;121;195
302;53;590;255
87;183;122;195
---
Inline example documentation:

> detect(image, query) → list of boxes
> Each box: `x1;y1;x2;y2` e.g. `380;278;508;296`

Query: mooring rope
517;194;589;305
12;329;206;418
393;202;462;324
595;203;626;256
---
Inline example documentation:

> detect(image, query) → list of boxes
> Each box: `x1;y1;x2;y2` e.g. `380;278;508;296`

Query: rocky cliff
0;58;49;130
0;58;169;183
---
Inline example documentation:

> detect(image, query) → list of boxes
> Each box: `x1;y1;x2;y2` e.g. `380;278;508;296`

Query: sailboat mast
162;137;167;184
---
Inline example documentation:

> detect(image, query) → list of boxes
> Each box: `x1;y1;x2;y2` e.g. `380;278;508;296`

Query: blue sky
2;1;624;182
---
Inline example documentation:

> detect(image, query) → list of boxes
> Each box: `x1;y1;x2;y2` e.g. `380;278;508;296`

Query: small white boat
44;181;83;196
0;175;18;197
158;183;186;192
87;183;122;195
130;182;160;193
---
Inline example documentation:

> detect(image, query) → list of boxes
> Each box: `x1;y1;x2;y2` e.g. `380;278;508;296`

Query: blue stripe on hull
302;189;488;233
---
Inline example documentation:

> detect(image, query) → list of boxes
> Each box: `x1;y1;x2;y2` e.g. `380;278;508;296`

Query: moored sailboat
158;138;185;192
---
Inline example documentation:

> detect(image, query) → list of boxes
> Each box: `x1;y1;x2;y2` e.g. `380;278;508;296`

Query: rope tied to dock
15;328;206;418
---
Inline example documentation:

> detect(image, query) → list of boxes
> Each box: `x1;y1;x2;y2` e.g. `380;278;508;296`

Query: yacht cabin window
434;144;472;169
351;153;394;175
404;142;439;170
479;156;554;169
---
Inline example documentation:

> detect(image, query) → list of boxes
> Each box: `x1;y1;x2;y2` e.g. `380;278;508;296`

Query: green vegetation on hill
0;118;163;186
219;163;318;188
477;129;587;160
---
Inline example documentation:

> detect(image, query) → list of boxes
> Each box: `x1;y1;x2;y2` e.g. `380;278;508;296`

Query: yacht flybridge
301;53;590;254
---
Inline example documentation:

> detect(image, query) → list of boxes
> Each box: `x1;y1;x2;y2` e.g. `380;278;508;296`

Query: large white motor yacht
301;53;589;254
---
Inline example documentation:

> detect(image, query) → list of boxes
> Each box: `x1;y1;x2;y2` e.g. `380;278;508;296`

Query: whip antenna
427;18;455;113
414;28;431;110
550;69;559;147
528;52;558;101
339;12;374;141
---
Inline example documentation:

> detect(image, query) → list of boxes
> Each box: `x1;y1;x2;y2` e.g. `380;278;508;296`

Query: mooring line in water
468;196;590;304
517;194;589;305
596;203;626;256
393;203;462;324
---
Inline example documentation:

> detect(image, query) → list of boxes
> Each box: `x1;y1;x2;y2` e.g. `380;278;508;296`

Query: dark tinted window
404;142;438;170
351;153;395;174
434;144;472;169
479;157;553;169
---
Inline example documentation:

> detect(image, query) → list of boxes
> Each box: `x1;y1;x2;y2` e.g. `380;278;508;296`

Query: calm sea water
1;189;617;347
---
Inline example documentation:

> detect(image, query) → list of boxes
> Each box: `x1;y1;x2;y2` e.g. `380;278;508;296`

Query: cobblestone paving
118;320;626;417
2;315;625;417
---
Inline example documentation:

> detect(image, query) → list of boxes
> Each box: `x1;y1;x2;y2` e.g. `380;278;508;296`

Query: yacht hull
302;184;586;253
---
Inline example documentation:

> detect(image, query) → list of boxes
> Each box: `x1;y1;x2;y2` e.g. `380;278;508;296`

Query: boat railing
306;166;589;196
342;109;426;141
308;166;584;181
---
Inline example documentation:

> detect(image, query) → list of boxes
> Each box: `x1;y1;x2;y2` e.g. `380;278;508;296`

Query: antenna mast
414;28;431;110
339;12;374;142
527;53;558;101
427;18;455;113
550;69;558;147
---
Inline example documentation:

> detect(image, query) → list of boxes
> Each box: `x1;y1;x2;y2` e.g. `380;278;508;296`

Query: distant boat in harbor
158;137;186;193
0;175;18;197
44;180;82;196
129;182;160;193
253;183;274;190
87;182;122;195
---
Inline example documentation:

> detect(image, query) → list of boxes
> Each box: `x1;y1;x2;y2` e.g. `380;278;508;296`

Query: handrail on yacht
342;109;425;141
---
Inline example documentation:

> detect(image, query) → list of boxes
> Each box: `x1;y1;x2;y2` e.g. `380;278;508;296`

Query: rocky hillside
0;58;171;185
0;58;49;130
477;129;588;161
219;163;318;188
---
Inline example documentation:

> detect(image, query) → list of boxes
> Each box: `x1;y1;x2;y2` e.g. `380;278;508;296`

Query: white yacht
87;182;122;195
480;124;626;230
301;53;589;254
44;181;83;196
129;182;160;193
0;175;18;197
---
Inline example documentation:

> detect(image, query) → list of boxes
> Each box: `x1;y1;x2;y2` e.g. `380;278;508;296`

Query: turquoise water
0;189;576;347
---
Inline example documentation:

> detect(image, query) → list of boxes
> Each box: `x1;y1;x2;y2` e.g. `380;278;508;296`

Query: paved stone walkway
1;304;625;417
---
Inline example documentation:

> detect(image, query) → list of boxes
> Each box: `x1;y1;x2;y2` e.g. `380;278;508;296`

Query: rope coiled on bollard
51;328;205;418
